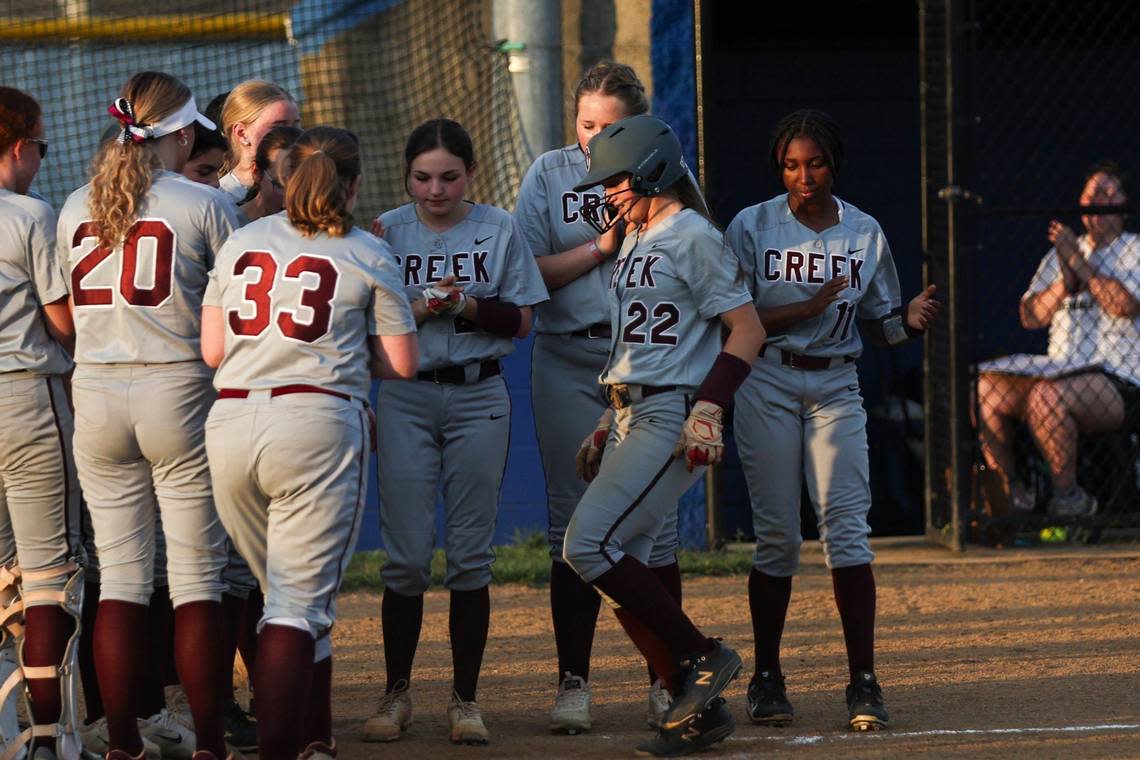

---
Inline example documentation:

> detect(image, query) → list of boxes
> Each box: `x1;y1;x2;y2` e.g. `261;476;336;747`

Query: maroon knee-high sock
23;605;76;750
449;586;489;702
221;593;246;701
302;656;332;747
381;589;423;692
613;608;679;692
749;568;792;676
254;624;315;760
831;564;876;679
592;557;711;658
173;601;226;757
549;560;601;681
141;587;171;717
646;562;683;683
238;588;262;692
79;582;103;722
94;600;147;755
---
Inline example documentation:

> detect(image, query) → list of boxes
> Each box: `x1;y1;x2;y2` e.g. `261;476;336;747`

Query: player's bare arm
721;302;766;363
535;235;615;291
41;296;75;355
755;275;848;336
369;333;419;379
200;304;225;367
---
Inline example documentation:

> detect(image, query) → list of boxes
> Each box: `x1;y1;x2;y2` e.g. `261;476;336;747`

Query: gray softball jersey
0;198;72;375
601;208;752;388
59;171;239;364
726;194;902;358
514;143;612;333
379;201;548;371
204;213;416;401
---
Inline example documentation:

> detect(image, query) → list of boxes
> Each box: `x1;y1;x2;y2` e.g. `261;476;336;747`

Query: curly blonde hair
88;71;191;249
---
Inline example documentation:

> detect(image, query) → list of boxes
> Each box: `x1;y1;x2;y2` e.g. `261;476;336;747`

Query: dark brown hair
0;87;41;154
403;118;475;193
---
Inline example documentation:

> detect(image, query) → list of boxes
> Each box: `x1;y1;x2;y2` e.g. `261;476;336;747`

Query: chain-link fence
922;0;1140;547
1;0;530;221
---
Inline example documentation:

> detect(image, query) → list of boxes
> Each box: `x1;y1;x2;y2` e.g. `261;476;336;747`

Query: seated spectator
977;161;1140;517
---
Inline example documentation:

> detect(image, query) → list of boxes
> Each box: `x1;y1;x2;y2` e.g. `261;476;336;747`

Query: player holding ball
562;114;765;756
726;109;939;732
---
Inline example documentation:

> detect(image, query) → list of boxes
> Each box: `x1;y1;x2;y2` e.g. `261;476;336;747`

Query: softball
1039;526;1068;543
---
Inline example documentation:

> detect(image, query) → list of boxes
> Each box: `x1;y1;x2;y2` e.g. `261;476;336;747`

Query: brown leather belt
760;345;855;371
607;383;677;409
417;359;500;385
569;323;612;339
217;384;351;401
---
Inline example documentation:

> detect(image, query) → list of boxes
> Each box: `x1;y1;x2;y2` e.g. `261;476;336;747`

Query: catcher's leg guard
0;561;25;760
3;561;86;760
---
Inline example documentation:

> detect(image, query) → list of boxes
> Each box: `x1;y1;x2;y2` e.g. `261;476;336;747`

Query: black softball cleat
846;671;890;732
662;641;742;731
635;698;734;757
746;669;794;726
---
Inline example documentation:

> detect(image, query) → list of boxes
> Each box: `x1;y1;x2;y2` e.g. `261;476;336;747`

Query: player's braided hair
403;118;475;194
219;80;297;175
88;71;189;249
574;61;648;117
0;87;40;154
285;126;360;238
769;109;844;180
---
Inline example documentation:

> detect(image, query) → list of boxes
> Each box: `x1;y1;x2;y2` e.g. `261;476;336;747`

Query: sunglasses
25;137;48;159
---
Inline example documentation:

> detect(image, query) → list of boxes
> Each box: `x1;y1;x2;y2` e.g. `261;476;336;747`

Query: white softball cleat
549;673;591;734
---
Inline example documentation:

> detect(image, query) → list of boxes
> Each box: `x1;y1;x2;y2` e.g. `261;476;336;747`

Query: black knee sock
550;560;601;682
449;586;490;702
831;564;876;679
381;589;423;692
592;556;711;659
646;562;683;683
748;568;792;677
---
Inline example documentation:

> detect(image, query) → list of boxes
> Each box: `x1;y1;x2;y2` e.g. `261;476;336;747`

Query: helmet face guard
581;186;637;235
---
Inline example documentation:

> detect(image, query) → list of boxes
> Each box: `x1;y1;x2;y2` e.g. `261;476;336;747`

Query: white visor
147;96;215;138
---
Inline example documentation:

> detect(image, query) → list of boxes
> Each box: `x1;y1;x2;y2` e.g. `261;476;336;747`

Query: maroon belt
217;384;351;402
760;345;855;371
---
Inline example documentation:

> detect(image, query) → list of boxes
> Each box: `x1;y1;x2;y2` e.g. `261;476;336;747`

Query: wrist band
473;297;523;338
695;351;752;408
589;240;605;263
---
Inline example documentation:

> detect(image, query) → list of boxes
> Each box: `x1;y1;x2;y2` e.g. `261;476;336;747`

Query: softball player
726;109;939;732
561;115;765;756
58;71;239;760
217;81;299;208
515;61;681;733
361;118;547;746
0;86;86;760
202;125;417;760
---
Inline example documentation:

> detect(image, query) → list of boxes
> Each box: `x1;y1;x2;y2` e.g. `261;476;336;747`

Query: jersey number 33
228;251;341;343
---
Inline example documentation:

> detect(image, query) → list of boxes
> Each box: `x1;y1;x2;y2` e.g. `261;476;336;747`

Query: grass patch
341;531;752;592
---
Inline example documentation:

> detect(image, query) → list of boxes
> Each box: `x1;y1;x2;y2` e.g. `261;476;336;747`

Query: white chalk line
722;722;1140;746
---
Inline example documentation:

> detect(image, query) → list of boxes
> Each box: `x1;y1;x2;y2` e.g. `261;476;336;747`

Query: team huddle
0;61;939;760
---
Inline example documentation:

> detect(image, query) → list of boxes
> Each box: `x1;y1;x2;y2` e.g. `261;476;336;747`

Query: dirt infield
311;540;1140;759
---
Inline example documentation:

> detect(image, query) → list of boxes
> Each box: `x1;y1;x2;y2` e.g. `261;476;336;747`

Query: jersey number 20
71;220;175;307
228;251;340;343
